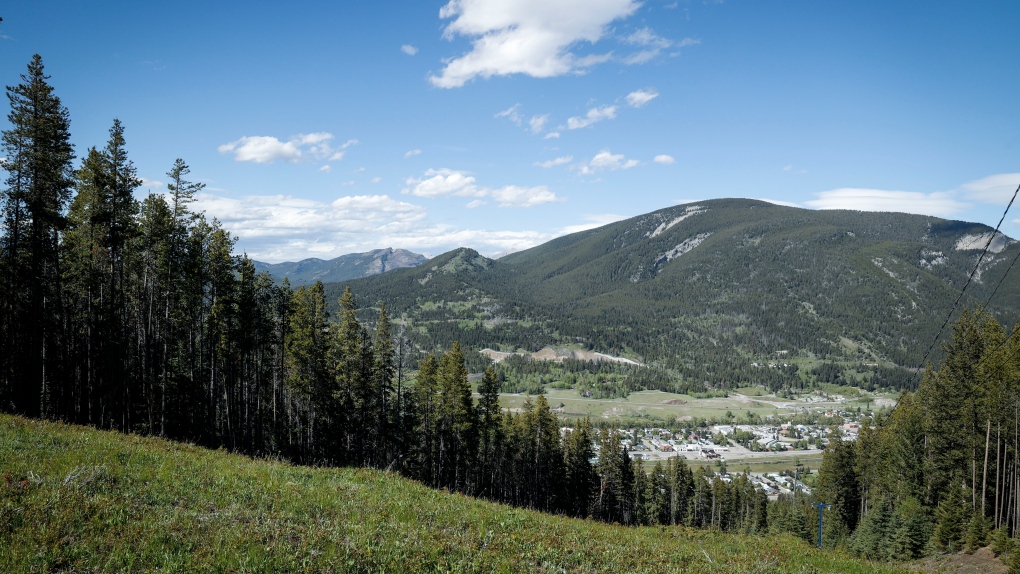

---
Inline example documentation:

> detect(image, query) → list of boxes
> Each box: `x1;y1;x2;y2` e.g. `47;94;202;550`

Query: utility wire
908;183;1020;388
813;184;1020;501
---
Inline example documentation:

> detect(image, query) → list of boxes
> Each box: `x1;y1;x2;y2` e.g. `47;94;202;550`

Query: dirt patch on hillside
662;399;687;405
479;347;643;366
907;547;1007;574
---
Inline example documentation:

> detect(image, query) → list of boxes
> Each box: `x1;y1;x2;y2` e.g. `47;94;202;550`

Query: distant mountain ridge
254;248;426;285
329;199;1020;391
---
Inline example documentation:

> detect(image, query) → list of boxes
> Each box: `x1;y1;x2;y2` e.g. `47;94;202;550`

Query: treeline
812;308;1020;561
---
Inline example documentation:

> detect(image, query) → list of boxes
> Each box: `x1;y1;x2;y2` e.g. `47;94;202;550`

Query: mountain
253;247;426;285
335;199;1020;391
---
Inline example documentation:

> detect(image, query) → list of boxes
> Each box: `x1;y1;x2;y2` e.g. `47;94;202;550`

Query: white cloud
429;0;640;88
622;50;660;65
535;155;573;168
189;190;561;262
653;154;675;165
191;192;427;253
529;114;549;134
401;44;419;55
370;177;383;184
490;185;560;207
319;165;332;173
567;105;617;129
558;213;628;234
959;173;1020;204
579;150;640;175
495;103;523;126
405;149;423;158
544;132;561;139
140;177;164;189
625;89;659;108
805;188;968;218
404;169;484;199
403;168;563;207
617;27;693;65
466;199;488;208
218;136;302;164
218;133;356;165
623;27;672;49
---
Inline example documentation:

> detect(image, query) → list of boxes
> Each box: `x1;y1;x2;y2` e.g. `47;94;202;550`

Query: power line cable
811;185;1020;511
908;183;1020;388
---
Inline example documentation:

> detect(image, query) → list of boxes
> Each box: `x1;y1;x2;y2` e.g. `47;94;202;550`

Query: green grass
0;414;906;573
500;389;793;422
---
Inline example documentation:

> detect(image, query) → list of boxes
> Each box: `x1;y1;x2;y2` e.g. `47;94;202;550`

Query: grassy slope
0;415;905;573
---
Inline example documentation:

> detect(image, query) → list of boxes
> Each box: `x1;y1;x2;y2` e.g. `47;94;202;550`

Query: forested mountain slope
254;247;426;285
337;199;1020;390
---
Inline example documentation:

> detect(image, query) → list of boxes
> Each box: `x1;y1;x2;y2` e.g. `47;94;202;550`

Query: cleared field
496;388;852;423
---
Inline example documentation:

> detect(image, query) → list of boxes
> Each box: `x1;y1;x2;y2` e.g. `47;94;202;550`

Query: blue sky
2;1;1018;262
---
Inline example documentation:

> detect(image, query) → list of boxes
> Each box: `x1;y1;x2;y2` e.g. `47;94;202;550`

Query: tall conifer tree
0;54;74;417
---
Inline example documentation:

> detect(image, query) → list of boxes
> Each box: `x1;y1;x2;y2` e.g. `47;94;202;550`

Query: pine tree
934;479;970;553
436;341;476;491
0;54;75;418
563;417;596;518
476;365;503;496
890;496;930;560
284;282;329;460
330;285;365;464
410;354;439;485
372;303;395;468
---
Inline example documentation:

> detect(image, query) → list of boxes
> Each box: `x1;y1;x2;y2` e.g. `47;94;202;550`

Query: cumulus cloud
405;149;422;158
218;133;357;164
626;89;659;108
140;177;164;189
490;185;560;207
429;0;640;88
188;190;561;262
959;173;1020;204
535;155;573;168
403;168;563;207
401;44;419;55
319;165;332;173
653;154;675;165
404;169;484;199
544;132;561;139
578;150;639;175
805;188;968;218
567;105;617;129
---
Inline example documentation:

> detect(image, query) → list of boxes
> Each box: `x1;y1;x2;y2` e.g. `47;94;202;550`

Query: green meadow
0;414;906;573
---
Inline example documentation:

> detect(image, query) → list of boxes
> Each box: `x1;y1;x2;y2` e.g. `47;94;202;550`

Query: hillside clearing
0;414;905;573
